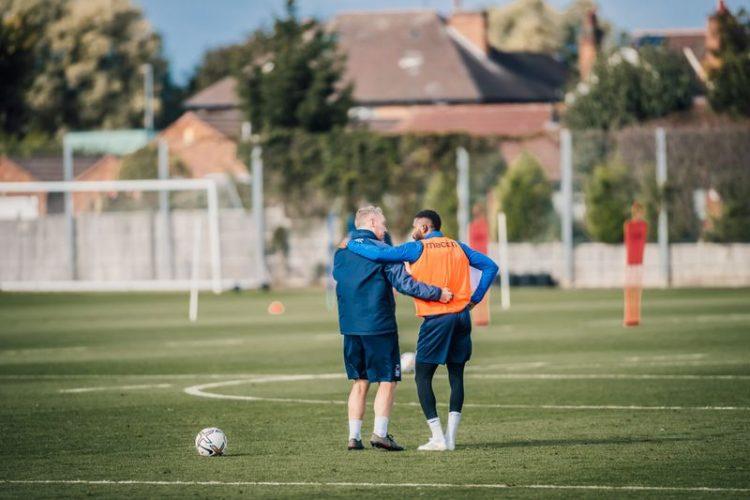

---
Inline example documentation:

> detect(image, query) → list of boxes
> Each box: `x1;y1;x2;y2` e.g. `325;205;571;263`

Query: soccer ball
400;352;416;374
195;427;227;456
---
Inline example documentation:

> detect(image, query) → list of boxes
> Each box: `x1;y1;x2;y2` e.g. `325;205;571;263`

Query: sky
135;0;750;85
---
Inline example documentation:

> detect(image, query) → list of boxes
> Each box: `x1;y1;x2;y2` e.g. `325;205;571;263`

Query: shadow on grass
460;436;693;449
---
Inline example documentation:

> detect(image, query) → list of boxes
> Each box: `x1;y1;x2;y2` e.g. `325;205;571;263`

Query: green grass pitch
1;288;749;498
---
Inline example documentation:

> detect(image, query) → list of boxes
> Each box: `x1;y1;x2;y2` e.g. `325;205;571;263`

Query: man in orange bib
347;210;498;451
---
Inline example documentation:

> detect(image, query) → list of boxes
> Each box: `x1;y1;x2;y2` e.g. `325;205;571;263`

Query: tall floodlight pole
157;139;173;279
457;147;470;243
243;122;268;288
143;63;154;131
656;128;671;288
63;137;77;280
560;129;574;288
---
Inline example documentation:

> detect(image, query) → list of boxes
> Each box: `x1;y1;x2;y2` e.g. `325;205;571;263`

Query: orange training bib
409;237;471;316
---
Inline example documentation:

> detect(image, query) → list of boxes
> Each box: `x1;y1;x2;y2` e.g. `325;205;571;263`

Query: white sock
348;419;362;440
373;415;389;438
446;411;461;443
427;417;445;442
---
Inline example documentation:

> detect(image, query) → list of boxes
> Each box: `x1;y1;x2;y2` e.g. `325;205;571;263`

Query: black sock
447;362;465;413
415;362;439;420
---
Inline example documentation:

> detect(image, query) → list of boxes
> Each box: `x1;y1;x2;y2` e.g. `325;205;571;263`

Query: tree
584;160;636;243
707;179;750;242
423;171;459;239
187;32;270;93
495;152;553;241
118;145;187;180
565;46;698;130
0;0;66;137
0;10;34;136
237;0;352;133
1;0;182;138
488;0;561;54
487;0;613;72
707;8;750;117
13;0;173;133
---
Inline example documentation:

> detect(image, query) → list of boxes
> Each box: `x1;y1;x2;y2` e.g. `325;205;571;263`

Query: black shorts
343;332;401;382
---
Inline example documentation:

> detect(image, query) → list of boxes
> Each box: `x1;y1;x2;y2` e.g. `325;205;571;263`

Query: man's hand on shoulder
439;287;453;304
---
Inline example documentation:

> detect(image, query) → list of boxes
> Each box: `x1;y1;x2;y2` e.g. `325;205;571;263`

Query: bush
495;152;553;241
244;130;504;237
706;176;750;242
118;145;187;180
423;171;458;238
585;160;637;243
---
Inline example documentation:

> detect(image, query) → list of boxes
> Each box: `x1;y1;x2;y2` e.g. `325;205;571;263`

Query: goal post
0;178;223;293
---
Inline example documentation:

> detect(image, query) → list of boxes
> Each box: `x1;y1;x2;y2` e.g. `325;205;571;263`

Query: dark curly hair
414;210;441;231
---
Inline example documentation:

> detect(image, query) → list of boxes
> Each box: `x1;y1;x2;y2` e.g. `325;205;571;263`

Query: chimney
704;0;728;71
448;9;489;56
578;8;603;81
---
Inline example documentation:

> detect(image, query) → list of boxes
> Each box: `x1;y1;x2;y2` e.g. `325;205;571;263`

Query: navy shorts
416;308;472;365
343;332;401;382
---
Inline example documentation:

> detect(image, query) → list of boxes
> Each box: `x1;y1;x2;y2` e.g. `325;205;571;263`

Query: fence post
656;127;671;288
206;181;222;294
63;138;77;280
457;147;470;243
251;145;267;287
560;129;574;288
497;212;511;310
157;139;173;279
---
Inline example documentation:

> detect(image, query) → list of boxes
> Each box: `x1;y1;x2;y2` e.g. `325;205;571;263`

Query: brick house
0;113;249;217
0;155;102;218
0;156;45;218
183;8;568;177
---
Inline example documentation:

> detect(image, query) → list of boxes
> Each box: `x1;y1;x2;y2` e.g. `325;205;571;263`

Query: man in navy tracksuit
334;206;452;451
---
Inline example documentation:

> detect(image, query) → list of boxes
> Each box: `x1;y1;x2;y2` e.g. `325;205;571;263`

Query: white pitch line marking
625;354;705;362
60;384;172;394
0;374;273;380
183;375;750;410
465;373;750;380
164;338;244;347
0;346;88;356
0;479;747;493
5;370;750;381
469;361;549;371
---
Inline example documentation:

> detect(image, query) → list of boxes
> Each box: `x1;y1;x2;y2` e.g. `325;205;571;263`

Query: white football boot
444;435;455;451
417;437;447;451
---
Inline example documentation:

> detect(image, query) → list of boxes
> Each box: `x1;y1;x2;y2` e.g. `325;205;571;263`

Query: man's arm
385;263;451;302
332;249;343;283
459;242;499;305
346;239;423;263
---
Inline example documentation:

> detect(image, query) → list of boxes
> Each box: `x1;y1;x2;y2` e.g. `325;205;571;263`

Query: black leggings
414;361;465;420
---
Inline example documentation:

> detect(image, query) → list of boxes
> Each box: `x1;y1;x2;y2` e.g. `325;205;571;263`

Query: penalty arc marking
182;374;750;411
0;479;748;493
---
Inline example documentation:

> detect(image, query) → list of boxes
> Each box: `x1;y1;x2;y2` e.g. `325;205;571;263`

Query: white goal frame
0;178;222;293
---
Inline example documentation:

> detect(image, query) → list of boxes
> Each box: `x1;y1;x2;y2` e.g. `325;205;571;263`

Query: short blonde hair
355;205;384;228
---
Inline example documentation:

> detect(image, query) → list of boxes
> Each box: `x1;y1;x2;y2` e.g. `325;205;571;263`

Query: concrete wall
490;242;750;288
1;211;748;289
